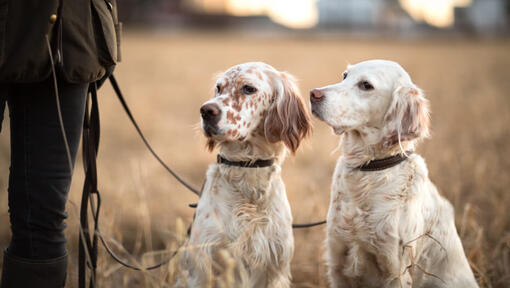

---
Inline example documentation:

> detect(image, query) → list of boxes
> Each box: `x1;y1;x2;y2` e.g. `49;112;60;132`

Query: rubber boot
0;248;67;288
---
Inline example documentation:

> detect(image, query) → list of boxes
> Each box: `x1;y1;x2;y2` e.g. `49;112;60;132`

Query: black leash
77;74;416;279
79;84;101;288
109;74;326;229
78;83;187;287
108;75;201;196
292;219;327;228
215;154;326;228
75;75;328;285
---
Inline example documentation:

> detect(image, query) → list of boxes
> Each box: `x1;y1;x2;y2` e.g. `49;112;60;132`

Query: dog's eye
241;85;257;95
358;81;374;91
342;72;348;80
216;84;221;93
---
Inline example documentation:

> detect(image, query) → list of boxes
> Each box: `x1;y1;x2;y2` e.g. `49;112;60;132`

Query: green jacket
0;0;121;83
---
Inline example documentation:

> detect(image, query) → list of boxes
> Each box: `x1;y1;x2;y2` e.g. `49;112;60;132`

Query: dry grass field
1;31;510;287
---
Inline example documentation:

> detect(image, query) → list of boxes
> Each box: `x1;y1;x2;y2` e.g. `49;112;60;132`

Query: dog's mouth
310;104;347;135
202;124;220;138
202;125;249;143
311;105;324;121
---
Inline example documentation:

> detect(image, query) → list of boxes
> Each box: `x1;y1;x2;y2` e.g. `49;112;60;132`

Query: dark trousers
1;79;87;260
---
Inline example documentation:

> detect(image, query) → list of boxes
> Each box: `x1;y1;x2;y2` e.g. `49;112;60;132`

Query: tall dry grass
0;31;509;287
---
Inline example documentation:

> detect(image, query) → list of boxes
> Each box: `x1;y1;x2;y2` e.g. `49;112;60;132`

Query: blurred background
120;0;509;34
1;0;510;287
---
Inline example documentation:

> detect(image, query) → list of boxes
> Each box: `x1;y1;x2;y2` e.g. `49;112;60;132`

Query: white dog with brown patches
310;60;478;288
177;62;311;287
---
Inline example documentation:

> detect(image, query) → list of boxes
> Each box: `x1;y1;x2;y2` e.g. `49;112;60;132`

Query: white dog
310;60;478;288
177;62;311;287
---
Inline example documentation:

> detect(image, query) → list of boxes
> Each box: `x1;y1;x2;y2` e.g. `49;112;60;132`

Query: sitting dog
310;60;478;287
177;62;311;287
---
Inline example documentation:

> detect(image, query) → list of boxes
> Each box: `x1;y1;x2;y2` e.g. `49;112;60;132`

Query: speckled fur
177;62;311;287
311;60;478;288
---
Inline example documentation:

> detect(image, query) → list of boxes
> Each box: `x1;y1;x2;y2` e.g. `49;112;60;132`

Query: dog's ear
264;72;312;154
382;84;430;147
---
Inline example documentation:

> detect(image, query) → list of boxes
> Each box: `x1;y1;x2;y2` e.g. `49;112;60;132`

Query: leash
214;155;327;228
46;67;325;287
79;84;101;288
292;220;327;228
44;3;102;285
48;47;325;285
74;72;418;279
78;75;329;284
45;33;101;287
110;75;326;229
80;84;185;287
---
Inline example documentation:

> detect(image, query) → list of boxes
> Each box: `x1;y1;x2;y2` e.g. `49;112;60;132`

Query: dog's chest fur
187;163;293;285
192;164;288;240
329;156;418;242
327;155;428;282
326;154;478;287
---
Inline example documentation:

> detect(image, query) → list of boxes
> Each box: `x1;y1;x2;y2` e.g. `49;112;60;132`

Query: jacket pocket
91;0;120;65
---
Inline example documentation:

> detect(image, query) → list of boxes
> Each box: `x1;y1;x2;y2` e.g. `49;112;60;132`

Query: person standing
0;0;120;287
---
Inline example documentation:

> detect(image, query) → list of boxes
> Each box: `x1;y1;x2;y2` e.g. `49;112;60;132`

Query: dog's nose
200;103;221;124
310;89;324;103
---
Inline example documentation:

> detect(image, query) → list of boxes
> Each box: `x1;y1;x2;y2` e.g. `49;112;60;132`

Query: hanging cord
109;75;326;229
46;33;188;275
79;84;101;288
292;220;326;228
46;35;73;174
45;34;99;288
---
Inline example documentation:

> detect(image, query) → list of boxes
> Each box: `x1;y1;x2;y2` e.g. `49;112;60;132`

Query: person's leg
1;79;87;287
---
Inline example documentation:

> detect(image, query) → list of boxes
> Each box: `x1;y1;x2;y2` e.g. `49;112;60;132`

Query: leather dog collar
358;152;412;172
217;155;274;168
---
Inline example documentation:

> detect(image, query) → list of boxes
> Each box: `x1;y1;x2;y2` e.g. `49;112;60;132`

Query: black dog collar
358;152;412;172
217;155;274;168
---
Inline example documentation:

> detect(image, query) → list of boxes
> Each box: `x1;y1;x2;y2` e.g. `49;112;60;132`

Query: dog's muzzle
309;88;325;120
200;103;221;136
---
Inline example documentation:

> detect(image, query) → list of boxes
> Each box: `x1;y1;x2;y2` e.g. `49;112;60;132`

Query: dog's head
201;62;311;153
310;59;430;147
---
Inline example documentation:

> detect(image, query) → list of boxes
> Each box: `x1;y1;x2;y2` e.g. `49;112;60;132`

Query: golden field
1;31;509;287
